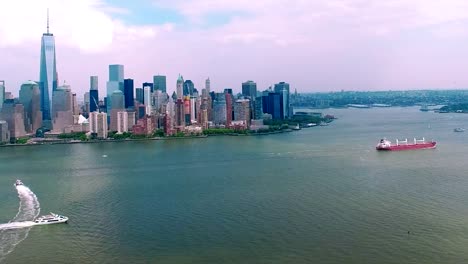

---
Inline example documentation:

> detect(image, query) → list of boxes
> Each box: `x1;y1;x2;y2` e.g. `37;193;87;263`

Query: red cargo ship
376;138;436;151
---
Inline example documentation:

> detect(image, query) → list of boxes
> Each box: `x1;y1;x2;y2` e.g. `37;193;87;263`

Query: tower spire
47;8;49;34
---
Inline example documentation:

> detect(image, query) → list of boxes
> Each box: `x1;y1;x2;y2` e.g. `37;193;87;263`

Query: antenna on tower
47;8;50;34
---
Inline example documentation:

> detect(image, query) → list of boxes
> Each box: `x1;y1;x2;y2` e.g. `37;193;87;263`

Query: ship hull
376;142;436;151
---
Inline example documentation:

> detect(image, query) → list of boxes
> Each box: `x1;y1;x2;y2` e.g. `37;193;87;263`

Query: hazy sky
1;0;468;97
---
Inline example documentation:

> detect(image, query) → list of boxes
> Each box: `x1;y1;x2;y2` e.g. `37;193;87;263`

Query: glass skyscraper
39;19;58;126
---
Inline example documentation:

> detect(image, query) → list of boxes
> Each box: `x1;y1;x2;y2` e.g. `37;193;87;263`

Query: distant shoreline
0;129;298;148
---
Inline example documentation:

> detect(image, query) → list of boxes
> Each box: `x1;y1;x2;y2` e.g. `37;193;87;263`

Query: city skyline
2;1;468;96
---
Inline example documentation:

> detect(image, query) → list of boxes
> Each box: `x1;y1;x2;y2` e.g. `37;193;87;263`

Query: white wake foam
0;184;41;262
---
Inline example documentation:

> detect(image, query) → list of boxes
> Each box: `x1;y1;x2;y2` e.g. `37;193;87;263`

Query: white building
117;111;128;134
89;112;108;139
144;86;152;116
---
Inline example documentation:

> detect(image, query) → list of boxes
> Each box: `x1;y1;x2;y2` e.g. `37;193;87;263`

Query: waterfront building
274;82;290;119
234;99;251;126
152;90;166;114
190;96;197;123
0;100;27;138
39;13;58;127
177;75;184;99
225;91;233;127
0;120;10;143
242;80;257;98
127;110;136;130
72;93;79;115
166;98;175;130
132;116;154;136
135;88;144;104
153;75;166;93
213;93;227;125
0;80;5;110
175;99;185;130
144;86;152;115
89;111;108;139
19;81;42;133
184;96;191;125
124;79;134;109
200;100;208;130
52;85;73;133
253;97;263;120
262;92;283;120
117;111;128;134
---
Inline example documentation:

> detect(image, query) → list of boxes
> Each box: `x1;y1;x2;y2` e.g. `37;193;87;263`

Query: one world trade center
39;10;58;128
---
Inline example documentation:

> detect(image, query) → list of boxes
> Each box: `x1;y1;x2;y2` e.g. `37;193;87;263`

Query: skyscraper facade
107;64;124;112
144;86;152;115
90;76;98;90
0;120;10;143
39;15;58;126
135;88;144;104
177;75;184;99
19;81;42;133
242;80;257;98
153;75;166;93
183;80;194;96
90;90;99;113
0;80;5;110
274;82;290;119
124;79;134;109
89;112;108;139
213;93;227;125
109;65;124;83
0;100;27;138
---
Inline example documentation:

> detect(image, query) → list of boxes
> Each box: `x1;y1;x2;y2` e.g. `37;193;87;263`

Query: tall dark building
183;80;194;96
262;92;283;120
142;82;154;93
153;75;166;93
124;79;134;109
135;88;144;104
242;81;257;98
274;82;290;119
90;90;99;112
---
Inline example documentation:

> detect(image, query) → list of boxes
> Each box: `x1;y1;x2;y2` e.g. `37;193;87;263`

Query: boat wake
0;185;41;262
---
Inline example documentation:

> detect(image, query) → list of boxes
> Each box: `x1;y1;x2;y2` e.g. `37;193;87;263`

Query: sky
2;0;468;98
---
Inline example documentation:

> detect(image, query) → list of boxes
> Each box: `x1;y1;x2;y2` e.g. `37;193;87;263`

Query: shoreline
0;129;297;148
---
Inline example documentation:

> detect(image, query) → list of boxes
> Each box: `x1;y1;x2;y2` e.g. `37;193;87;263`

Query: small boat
454;128;465;132
291;124;301;130
14;180;24;186
34;213;68;225
306;123;317;127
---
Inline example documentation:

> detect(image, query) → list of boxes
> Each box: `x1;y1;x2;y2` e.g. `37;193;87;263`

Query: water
1;107;468;263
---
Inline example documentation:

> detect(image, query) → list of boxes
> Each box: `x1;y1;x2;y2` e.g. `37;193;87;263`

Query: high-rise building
83;92;90;116
253;97;263;120
205;78;211;94
262;92;283;120
234;99;251;126
213;93;227;125
144;86;152;116
0;100;27;138
242;80;257;98
117;111;128;134
107;64;124;112
142;82;154;93
72;93;79;115
39;12;58;126
177;75;183;99
90;76;98;90
110;90;125;110
109;64;124;83
90;89;99;113
135;88;144;104
274;82;290;119
124;79;134;109
52;85;73;133
175;99;185;129
89;111;108;139
19;81;42;133
183;80;194;96
0;80;5;110
0;120;10;143
153;75;166;93
225;91;233;127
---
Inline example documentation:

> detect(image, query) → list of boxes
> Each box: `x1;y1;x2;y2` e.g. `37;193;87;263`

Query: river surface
1;107;468;263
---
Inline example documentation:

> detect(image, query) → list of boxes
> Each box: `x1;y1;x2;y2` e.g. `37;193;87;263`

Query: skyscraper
274;82;290;119
0;81;5;110
135;88;144;104
39;11;58;127
183;80;194;96
107;64;124;112
90;76;99;113
124;79;134;109
177;75;183;99
109;65;124;83
242;80;257;98
19;81;42;133
144;86;151;116
153;75;166;93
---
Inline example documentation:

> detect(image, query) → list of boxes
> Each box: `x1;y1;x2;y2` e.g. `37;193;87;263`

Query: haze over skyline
1;0;468;97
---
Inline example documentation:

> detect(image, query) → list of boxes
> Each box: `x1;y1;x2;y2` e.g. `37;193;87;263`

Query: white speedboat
14;179;24;186
34;213;68;225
